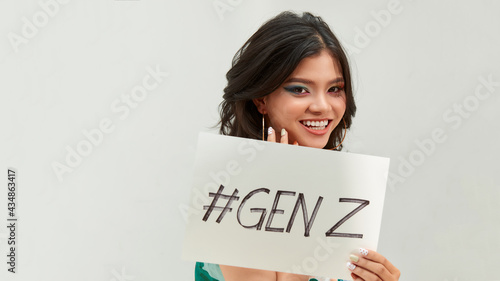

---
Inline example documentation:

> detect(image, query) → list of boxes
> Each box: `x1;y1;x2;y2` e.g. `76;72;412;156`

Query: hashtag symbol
202;185;239;223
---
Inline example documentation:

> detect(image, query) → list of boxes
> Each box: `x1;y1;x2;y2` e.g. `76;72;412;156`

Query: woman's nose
308;92;329;113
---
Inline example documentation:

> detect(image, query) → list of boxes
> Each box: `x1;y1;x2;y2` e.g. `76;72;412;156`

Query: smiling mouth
300;120;331;130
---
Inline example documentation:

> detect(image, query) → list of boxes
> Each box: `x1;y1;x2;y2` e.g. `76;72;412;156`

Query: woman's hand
346;248;400;281
267;127;298;146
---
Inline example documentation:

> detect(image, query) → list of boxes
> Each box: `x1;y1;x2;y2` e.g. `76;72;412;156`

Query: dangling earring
262;114;265;141
331;118;347;150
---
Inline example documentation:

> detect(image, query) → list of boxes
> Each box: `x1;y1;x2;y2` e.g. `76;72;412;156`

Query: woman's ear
252;97;267;114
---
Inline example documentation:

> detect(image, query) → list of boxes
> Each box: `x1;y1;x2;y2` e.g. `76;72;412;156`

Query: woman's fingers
356;248;399;275
280;128;288;144
267;127;276;142
347;248;400;281
267;127;296;145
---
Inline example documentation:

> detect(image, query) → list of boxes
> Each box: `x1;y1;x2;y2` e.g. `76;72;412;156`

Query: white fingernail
349;254;359;262
359;248;369;256
281;128;286;136
268;127;273;135
346;262;356;271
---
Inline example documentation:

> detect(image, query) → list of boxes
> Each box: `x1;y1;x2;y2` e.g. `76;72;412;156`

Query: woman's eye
328;86;344;95
284;86;309;95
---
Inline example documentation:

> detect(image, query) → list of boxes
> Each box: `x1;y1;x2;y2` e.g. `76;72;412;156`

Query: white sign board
182;133;390;279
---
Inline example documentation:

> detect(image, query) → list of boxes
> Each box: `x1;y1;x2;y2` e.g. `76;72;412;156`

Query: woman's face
254;49;347;149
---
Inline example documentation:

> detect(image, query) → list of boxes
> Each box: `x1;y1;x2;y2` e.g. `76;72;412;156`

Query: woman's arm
219;265;277;281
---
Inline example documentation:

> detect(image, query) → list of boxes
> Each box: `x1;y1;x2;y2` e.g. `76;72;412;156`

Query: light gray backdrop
0;0;499;280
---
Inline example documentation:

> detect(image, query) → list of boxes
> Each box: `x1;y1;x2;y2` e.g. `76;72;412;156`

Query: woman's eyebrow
284;77;344;84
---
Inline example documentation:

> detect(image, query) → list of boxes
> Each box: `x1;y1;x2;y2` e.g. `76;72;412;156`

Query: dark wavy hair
218;11;356;150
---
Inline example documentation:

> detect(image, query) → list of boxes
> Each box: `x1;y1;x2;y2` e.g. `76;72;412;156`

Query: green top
195;262;225;281
195;262;349;281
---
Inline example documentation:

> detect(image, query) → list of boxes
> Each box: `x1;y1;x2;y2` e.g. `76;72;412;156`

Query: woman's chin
296;138;329;149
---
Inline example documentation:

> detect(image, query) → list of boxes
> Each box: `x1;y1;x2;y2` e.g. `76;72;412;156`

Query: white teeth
301;120;329;130
310;126;326;130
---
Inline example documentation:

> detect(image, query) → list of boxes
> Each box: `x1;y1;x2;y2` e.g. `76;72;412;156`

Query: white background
0;0;499;280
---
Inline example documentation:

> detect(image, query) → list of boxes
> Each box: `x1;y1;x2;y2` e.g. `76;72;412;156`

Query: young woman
196;11;400;281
